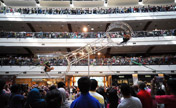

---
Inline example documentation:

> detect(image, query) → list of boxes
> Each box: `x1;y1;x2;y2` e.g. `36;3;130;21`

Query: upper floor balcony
0;31;176;47
0;55;176;78
1;4;176;21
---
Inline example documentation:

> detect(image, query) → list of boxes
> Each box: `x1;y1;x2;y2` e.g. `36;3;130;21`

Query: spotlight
97;52;101;55
83;27;88;32
70;4;74;8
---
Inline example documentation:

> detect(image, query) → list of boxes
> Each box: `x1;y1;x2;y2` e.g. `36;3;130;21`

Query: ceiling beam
146;46;155;53
0;0;6;6
143;21;152;31
35;0;39;4
26;23;36;32
0;0;4;3
67;48;71;52
106;48;111;55
67;23;72;32
23;47;34;56
105;23;110;32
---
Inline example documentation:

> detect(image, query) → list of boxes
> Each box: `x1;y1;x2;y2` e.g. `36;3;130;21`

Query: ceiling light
104;3;108;7
36;4;41;7
138;2;144;5
97;52;101;55
83;27;88;32
70;4;74;8
91;28;94;31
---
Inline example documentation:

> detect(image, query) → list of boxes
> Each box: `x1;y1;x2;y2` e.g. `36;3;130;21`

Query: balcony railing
0;30;175;39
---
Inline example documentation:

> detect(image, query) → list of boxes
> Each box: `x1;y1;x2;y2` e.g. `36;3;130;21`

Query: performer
120;32;131;44
44;62;54;72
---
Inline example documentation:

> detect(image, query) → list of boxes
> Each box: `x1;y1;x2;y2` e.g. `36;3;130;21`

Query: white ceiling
2;0;176;7
0;19;176;32
143;0;174;5
40;1;70;7
108;0;139;6
0;45;176;55
73;1;104;7
4;0;37;7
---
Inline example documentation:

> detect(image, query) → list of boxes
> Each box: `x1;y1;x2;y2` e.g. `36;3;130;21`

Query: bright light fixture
70;4;74;8
104;3;108;7
97;52;101;55
36;4;41;7
138;2;144;5
83;27;88;32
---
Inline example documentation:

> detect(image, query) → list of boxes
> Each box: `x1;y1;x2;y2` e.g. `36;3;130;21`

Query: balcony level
0;65;175;78
1;12;176;22
0;36;175;47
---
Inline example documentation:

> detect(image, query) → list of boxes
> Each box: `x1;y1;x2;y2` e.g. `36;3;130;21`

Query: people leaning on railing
0;30;175;39
0;55;176;66
0;5;176;15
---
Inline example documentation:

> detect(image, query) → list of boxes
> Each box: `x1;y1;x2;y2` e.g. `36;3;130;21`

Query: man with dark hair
151;78;176;108
89;79;105;108
9;84;25;108
137;82;152;108
46;89;62;108
57;82;65;88
70;77;101;108
0;79;9;108
57;82;70;108
118;83;142;108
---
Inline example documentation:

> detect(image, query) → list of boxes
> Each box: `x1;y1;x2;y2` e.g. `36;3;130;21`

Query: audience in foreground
117;83;142;108
89;79;105;108
70;77;101;108
1;76;176;108
151;77;176;108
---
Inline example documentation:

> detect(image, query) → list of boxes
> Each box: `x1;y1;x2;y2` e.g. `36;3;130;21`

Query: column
132;74;138;85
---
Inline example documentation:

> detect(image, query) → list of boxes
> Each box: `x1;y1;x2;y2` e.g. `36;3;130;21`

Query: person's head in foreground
78;76;91;94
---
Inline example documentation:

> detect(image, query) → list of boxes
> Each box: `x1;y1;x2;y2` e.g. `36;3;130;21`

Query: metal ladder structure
16;22;134;78
61;22;135;77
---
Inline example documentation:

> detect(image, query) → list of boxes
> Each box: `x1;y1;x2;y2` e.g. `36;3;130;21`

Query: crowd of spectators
0;54;176;66
1;76;176;108
1;5;176;15
0;30;175;39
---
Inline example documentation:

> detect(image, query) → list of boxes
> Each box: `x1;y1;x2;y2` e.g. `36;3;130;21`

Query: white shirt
117;96;142;108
